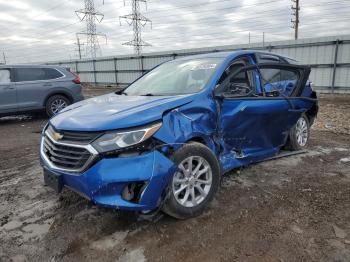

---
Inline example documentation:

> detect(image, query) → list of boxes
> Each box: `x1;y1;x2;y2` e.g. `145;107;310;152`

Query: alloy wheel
51;99;67;115
295;117;308;147
172;156;212;208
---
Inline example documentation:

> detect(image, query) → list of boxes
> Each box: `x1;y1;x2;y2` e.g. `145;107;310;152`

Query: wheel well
305;104;318;125
187;136;219;156
44;92;73;107
188;137;207;146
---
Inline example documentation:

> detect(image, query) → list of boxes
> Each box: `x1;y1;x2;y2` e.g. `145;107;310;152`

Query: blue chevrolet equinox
40;50;318;219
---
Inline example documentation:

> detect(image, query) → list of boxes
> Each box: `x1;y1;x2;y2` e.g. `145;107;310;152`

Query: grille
46;125;101;145
43;134;94;172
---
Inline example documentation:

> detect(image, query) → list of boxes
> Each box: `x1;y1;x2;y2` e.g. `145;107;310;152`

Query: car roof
175;50;290;62
0;64;66;69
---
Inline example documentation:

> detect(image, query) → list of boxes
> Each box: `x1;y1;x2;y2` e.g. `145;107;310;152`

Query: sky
0;0;349;63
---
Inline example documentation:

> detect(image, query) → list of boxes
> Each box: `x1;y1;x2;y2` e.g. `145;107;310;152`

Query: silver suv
0;65;84;117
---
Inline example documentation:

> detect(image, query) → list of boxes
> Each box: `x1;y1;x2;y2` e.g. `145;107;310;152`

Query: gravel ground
0;90;349;262
313;94;350;135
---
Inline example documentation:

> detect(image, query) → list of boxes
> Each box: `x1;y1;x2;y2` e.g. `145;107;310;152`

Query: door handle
3;86;15;90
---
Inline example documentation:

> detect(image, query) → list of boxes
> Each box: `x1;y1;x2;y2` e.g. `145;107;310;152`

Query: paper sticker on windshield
191;64;217;70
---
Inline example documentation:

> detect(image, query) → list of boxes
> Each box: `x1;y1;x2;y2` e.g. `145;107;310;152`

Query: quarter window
0;69;11;83
260;68;299;96
15;68;63;82
44;68;64;79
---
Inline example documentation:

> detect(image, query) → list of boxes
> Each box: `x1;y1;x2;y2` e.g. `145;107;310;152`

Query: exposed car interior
216;59;255;96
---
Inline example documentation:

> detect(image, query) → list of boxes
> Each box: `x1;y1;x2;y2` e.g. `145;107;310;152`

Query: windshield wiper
115;89;128;95
141;93;154;96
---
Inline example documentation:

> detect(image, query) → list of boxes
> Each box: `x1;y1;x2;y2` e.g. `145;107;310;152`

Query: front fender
154;98;218;154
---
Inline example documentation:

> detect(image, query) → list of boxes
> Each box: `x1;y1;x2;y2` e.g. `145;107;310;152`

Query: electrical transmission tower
75;0;107;58
291;0;300;40
120;0;152;55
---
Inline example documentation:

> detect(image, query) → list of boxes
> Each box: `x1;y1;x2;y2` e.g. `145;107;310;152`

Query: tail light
71;72;81;84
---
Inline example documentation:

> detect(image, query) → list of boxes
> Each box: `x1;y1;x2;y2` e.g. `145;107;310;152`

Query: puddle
91;231;129;251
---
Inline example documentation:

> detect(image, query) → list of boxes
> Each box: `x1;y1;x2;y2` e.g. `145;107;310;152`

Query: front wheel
162;142;220;219
287;114;310;151
45;95;70;117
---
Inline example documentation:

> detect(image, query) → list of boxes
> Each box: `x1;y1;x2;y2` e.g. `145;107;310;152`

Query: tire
162;142;220;219
287;114;310;151
45;95;70;117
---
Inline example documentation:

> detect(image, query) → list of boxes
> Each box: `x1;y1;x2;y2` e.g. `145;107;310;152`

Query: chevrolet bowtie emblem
52;131;63;141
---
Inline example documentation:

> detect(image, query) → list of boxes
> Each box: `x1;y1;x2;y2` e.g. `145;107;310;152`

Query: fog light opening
122;182;147;203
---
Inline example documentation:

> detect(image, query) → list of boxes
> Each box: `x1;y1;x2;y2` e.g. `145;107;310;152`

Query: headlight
92;122;162;153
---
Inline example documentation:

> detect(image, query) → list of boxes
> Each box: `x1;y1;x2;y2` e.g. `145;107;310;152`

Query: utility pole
120;0;152;55
263;32;265;47
248;32;251;44
2;52;6;64
291;0;300;40
75;35;85;59
75;0;107;58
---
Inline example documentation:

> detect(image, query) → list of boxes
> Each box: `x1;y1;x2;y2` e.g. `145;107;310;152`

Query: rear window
260;68;299;96
15;68;63;82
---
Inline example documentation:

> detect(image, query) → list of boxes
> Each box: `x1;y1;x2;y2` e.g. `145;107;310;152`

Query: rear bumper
40;150;176;211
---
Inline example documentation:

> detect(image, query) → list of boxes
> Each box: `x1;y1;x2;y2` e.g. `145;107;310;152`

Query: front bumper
40;150;176;211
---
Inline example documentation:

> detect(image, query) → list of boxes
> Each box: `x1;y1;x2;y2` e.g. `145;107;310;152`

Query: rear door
216;62;311;169
14;67;63;110
255;63;314;119
0;68;17;113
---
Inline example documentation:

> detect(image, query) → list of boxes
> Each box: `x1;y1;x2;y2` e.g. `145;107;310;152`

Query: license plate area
43;168;63;193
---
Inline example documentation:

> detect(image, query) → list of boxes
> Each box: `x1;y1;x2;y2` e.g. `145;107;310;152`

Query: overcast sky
0;0;349;63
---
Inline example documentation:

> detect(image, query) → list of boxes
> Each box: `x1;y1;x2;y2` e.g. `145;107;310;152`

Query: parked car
40;50;318;219
0;65;83;117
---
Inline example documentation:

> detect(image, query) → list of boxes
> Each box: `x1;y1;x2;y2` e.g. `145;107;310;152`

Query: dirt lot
0;90;349;262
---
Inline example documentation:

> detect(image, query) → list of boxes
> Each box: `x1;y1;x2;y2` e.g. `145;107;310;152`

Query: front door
0;68;17;113
216;61;311;171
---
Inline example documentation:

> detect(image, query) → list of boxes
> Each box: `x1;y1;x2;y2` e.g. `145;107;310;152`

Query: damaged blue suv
40;50;318;219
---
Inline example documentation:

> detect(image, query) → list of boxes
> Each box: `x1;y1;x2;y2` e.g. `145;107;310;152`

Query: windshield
123;58;223;96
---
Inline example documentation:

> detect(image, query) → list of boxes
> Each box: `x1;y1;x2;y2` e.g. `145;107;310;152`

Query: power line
75;0;106;58
2;0;350;61
3;2;347;52
107;17;350;44
8;25;350;63
3;7;349;55
0;1;348;51
33;0;72;18
120;0;152;55
103;0;349;25
5;12;350;59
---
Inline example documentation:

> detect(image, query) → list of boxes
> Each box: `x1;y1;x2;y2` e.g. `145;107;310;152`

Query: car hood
50;93;194;131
